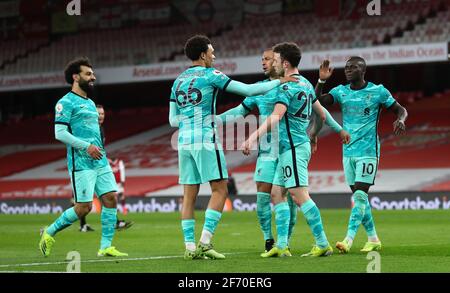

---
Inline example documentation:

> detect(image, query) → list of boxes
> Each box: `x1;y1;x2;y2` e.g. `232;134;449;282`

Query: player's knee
101;192;118;208
291;196;303;207
256;182;271;193
354;183;370;194
210;179;228;196
75;203;92;217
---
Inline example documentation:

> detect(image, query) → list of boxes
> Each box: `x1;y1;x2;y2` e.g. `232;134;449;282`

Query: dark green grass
1;210;450;272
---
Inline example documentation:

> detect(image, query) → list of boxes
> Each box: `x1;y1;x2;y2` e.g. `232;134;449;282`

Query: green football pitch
1;210;450;273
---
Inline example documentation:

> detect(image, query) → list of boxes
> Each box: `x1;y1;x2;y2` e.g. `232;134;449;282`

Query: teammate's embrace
243;42;334;257
316;57;408;253
39;57;127;258
169;35;295;260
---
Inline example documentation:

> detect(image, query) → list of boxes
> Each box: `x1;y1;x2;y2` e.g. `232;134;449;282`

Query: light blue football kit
55;91;117;203
44;91;119;253
329;82;396;185
330;82;395;247
270;74;330;251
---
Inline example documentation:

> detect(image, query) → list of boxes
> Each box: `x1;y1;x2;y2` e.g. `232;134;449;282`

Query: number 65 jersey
169;66;231;145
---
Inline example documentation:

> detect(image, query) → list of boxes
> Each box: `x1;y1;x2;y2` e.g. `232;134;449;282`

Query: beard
79;79;95;96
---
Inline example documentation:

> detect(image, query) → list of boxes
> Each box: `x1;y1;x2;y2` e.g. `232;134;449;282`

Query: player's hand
339;130;350;144
87;144;103;160
279;76;298;84
319;60;334;81
310;135;318;154
393;119;406;135
241;138;255;156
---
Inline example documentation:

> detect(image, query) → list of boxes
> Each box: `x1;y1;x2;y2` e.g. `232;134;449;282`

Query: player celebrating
242;42;334;257
219;48;349;253
218;48;298;253
169;35;296;260
39;57;127;257
315;57;408;253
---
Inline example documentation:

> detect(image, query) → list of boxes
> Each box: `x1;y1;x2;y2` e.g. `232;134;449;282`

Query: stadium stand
0;0;448;74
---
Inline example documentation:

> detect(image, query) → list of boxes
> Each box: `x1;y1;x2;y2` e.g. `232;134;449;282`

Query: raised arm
388;102;408;135
315;60;334;106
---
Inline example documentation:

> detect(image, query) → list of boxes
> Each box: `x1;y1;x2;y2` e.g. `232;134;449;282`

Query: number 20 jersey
170;66;231;145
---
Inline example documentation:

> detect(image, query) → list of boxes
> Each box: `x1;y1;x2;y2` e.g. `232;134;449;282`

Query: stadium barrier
1;191;449;214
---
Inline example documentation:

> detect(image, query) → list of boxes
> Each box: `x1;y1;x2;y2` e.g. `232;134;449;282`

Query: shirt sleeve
274;84;290;108
169;84;177;103
329;85;341;105
241;96;257;112
380;86;396;108
208;68;232;90
310;90;318;104
54;98;73;125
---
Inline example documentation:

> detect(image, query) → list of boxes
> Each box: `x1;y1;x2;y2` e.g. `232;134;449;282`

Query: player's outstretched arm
217;104;250;124
388;102;408;135
309;101;326;154
322;107;350;144
315;60;334;106
226;76;296;97
55;124;102;159
168;101;180;127
241;103;287;155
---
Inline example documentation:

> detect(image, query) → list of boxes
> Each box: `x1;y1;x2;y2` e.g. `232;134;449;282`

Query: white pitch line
0;270;66;273
0;252;249;269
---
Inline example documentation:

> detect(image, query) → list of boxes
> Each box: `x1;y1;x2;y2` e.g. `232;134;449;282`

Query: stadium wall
1;192;450;214
0;42;447;92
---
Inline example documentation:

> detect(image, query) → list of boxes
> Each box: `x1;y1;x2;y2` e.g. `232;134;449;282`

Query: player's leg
178;146;202;259
286;143;331;257
182;184;200;259
71;198;92;232
195;143;229;259
39;170;95;256
337;157;378;253
286;192;297;246
96;167;127;257
254;156;278;252
193;179;227;259
261;161;291;258
355;183;382;252
289;187;332;257
335;157;356;253
256;181;275;251
263;184;292;257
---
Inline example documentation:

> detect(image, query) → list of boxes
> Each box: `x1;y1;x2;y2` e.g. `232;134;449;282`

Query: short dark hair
96;104;104;109
272;42;302;68
184;35;211;61
64;57;93;84
347;56;367;71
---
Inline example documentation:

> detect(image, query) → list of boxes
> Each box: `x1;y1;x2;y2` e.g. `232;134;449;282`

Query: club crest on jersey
282;85;289;91
55;103;63;112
